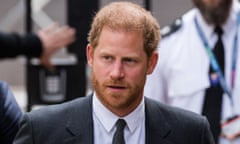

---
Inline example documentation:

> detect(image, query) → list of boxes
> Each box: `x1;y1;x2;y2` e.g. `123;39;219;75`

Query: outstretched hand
37;23;76;70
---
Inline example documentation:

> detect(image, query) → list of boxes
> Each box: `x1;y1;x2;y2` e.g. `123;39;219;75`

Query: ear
146;52;158;75
86;44;93;67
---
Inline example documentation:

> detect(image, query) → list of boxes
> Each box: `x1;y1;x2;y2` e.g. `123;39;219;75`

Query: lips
106;84;128;93
108;85;126;89
104;80;129;91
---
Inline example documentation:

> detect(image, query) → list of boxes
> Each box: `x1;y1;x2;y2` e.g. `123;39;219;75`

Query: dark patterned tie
202;26;224;144
112;119;126;144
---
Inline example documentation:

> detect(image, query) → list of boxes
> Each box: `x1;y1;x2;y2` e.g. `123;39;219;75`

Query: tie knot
116;119;126;129
214;26;223;36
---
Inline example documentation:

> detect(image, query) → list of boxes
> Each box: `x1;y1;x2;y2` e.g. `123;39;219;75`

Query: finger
63;27;76;41
40;58;55;71
54;27;76;45
55;26;74;37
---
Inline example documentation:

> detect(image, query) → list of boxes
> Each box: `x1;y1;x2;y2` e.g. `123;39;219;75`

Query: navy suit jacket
14;95;214;144
0;81;23;144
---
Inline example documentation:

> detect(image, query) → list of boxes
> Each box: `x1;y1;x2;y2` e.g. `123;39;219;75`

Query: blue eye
102;55;113;62
123;58;137;65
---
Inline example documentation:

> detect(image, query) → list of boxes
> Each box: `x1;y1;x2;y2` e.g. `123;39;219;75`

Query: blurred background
0;0;192;111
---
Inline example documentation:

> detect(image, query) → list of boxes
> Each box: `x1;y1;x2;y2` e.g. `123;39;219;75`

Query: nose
110;61;124;80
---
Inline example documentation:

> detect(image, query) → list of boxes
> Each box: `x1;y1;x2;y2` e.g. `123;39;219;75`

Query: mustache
103;79;129;87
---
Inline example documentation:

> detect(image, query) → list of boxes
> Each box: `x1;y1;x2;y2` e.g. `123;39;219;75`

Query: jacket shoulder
145;97;214;143
27;96;91;122
145;97;207;126
161;17;182;38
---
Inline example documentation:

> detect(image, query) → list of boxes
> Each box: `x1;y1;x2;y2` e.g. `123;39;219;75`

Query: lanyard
194;13;240;107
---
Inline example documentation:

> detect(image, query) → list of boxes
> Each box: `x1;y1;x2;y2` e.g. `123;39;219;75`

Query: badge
221;115;240;140
209;72;219;86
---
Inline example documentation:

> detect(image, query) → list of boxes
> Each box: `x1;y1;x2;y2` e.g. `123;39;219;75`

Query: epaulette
161;17;182;38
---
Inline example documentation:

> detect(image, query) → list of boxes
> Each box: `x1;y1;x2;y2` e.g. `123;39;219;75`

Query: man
144;0;240;144
14;2;214;144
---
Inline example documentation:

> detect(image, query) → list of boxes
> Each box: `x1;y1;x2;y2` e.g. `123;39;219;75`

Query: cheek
92;62;109;80
127;67;147;83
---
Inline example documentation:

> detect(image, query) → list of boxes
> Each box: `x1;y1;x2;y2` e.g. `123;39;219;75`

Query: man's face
192;0;232;25
87;27;157;116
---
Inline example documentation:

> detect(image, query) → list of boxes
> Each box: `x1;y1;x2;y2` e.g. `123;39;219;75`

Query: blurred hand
37;23;76;70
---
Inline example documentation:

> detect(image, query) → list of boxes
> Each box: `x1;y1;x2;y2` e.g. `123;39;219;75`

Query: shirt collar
92;92;145;133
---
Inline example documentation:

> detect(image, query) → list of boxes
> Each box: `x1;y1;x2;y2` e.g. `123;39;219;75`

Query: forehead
95;27;145;55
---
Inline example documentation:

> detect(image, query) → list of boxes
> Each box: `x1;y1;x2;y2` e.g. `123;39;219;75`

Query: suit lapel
64;95;94;144
62;96;175;144
145;97;176;144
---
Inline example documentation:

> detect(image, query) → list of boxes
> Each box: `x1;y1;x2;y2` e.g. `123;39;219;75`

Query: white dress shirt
144;0;240;143
92;93;145;144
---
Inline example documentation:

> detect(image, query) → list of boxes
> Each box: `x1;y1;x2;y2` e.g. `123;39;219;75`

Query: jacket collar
65;95;94;144
145;97;175;144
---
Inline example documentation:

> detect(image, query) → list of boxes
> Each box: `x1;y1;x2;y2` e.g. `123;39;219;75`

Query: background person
0;23;75;144
0;81;22;144
144;0;240;143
